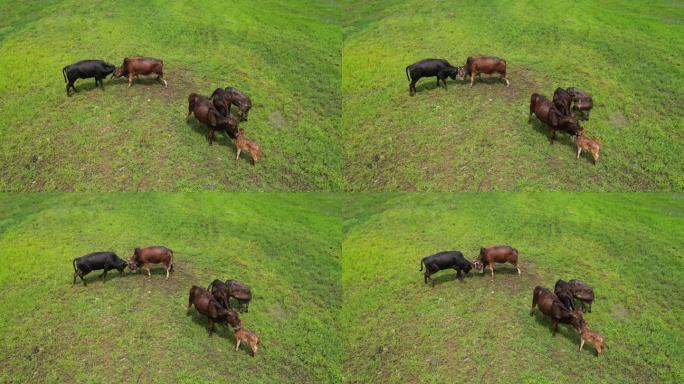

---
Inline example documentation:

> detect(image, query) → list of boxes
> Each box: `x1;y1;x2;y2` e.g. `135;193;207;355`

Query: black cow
552;87;573;117
554;279;576;310
406;59;459;96
72;251;127;286
419;251;472;286
62;60;115;96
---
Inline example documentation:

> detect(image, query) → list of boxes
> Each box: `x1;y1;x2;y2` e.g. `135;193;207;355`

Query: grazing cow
530;286;585;336
528;93;582;143
568;279;595;313
233;320;260;357
235;128;262;165
567;88;593;120
554;279;576;310
457;56;509;87
211;87;252;121
187;286;240;336
579;322;605;356
575;129;602;164
225;279;252;312
419;251;472;286
62;60;116;96
112;57;167;88
405;58;459;96
187;93;239;143
72;251;127;286
553;87;573;117
208;279;253;312
472;246;520;277
129;246;174;279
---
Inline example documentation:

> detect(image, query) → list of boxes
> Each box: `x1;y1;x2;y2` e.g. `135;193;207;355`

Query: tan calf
235;128;262;165
233;320;260;357
579;323;606;356
575;129;601;164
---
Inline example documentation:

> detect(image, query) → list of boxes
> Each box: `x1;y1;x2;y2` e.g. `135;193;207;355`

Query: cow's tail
405;66;411;82
169;249;174;272
419;258;424;271
62;66;68;83
72;258;78;273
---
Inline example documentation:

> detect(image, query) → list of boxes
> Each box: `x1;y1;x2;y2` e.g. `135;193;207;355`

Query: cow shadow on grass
109;76;167;88
185;307;235;341
472;267;522;278
530;310;581;345
70;268;174;286
423;272;473;286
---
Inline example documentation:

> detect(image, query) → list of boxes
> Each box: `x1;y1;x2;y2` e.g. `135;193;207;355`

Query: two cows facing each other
420;245;520;285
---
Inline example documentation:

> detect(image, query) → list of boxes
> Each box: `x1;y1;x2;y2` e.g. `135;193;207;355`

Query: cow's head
472;260;484;272
447;67;458;80
112;67;124;79
238;107;250;122
117;260;128;272
463;261;473;274
570;310;585;331
457;66;467;80
559;116;581;136
128;252;139;272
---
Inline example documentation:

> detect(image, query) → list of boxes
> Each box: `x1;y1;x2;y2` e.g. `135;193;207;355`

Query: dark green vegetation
342;0;684;191
342;193;684;383
0;193;341;383
0;0;341;191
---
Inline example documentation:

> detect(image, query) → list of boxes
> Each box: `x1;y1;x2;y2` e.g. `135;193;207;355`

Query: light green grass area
0;193;341;383
342;0;684;191
0;0;341;191
341;193;684;383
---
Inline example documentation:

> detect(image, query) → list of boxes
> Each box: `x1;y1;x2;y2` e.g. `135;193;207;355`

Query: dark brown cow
208;279;253;312
112;57;167;88
567;88;593;120
553;87;573;117
528;93;582;144
457;56;509;87
530;286;585;336
568;279;595;313
187;93;239;144
187;286;240;336
129;245;174;279
211;87;252;121
472;246;520;277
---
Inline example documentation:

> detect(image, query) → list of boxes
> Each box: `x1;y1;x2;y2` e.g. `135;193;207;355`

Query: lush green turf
0;193;341;383
341;193;684;383
0;0;341;191
342;0;684;191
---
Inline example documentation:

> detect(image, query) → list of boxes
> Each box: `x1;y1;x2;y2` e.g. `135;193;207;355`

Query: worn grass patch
341;193;684;383
0;193;342;383
341;0;684;191
0;0;341;191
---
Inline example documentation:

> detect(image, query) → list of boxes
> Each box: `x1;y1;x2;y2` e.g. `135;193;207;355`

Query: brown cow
129;245;174;279
530;286;585;336
473;246;520;277
579;322;606;356
112;57;167;88
234;128;262;165
575;129;601;164
457;56;509;87
187;93;239;144
233;319;260;357
567;87;593;120
529;93;582;144
211;87;252;121
187;286;240;336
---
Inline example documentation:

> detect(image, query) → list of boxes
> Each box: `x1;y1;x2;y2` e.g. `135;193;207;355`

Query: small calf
579;323;606;356
575;129;601;164
235;128;262;165
233;320;260;357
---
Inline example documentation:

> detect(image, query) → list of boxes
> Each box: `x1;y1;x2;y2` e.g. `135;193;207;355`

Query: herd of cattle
406;56;602;164
420;247;606;356
61;57;261;165
71;246;261;357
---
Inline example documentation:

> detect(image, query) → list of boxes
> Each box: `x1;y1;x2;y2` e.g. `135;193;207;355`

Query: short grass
341;0;684;191
0;193;341;383
341;193;684;383
0;0;341;191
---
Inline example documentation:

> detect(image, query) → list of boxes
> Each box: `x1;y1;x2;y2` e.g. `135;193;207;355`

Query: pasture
0;0;341;191
0;193;341;383
342;0;684;191
341;193;684;383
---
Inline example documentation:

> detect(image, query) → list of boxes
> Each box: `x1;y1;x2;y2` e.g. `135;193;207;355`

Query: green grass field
342;0;684;191
0;0;341;191
0;193;341;383
341;193;684;383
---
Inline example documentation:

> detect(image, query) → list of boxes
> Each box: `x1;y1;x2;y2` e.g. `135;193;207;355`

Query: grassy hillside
342;0;684;191
0;193;341;383
341;193;684;383
0;0;341;191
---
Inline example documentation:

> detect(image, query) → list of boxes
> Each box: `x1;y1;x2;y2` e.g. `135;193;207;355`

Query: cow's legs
127;74;133;88
100;269;108;281
144;264;151;277
207;128;214;145
470;71;476;87
158;72;168;87
514;262;521;275
489;263;494;278
579;339;585;352
551;320;558;336
409;80;417;96
235;339;241;351
548;128;556;144
576;147;582;159
208;320;214;336
165;263;170;279
236;148;242;161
